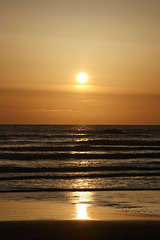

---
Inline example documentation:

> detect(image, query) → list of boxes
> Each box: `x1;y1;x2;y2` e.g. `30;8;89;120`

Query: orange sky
0;0;160;124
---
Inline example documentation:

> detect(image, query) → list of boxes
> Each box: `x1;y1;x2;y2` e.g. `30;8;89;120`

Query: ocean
0;125;160;217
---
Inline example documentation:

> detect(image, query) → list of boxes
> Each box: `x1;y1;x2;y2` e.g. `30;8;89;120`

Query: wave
0;134;91;140
1;146;160;152
0;172;159;181
0;188;159;193
0;125;159;194
0;152;160;160
1;165;159;173
1;139;160;148
80;139;160;146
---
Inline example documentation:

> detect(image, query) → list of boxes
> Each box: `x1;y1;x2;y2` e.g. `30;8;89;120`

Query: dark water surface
0;125;159;193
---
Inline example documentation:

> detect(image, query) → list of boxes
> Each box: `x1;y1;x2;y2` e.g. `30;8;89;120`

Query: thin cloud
34;109;81;113
80;99;96;103
35;109;62;112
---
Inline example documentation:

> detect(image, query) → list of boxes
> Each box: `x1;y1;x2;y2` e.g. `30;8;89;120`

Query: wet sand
0;194;159;240
0;220;160;240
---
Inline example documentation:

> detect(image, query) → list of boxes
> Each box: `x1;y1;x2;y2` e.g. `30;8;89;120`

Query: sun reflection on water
76;204;90;219
73;192;92;220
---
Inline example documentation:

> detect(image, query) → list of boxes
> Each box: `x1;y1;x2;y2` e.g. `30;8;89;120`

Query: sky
0;0;160;124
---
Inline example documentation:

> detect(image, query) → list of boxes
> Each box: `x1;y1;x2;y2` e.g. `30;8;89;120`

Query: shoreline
0;190;159;221
0;198;160;222
0;191;159;240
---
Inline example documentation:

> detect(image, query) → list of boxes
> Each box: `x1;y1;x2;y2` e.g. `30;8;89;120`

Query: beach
0;220;160;240
0;125;159;239
0;196;160;240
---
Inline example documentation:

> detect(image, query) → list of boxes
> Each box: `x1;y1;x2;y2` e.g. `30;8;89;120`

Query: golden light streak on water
76;204;90;220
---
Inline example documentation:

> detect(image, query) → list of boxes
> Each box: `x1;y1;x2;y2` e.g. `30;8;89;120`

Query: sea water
0;125;160;217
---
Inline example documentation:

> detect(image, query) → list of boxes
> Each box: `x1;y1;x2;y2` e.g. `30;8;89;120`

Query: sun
77;72;88;84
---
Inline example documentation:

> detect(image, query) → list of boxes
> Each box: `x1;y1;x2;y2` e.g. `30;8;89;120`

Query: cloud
34;109;81;113
1;84;160;101
35;109;62;112
80;99;96;103
66;109;81;112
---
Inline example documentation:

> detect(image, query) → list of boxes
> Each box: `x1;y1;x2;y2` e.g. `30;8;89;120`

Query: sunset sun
77;72;88;84
0;1;160;234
